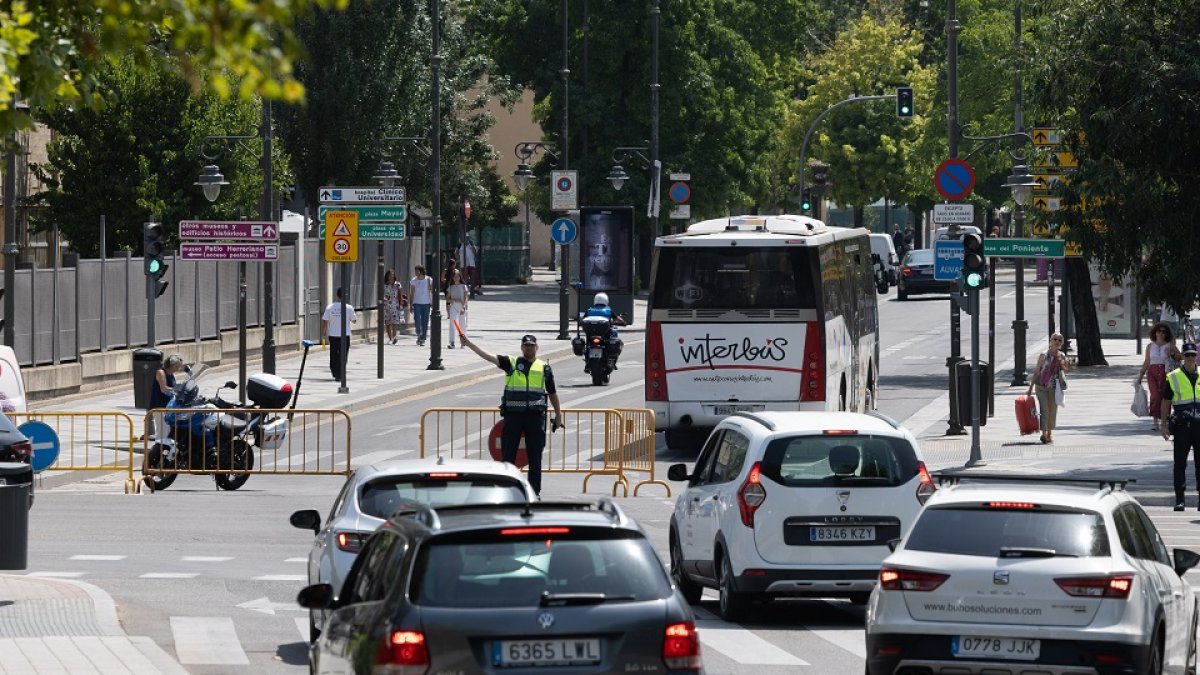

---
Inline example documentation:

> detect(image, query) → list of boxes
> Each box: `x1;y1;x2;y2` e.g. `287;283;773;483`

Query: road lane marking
139;573;198;579
170;617;249;665
295;618;310;642
26;571;85;578
285;557;307;563
181;556;232;562
253;574;307;581
692;607;808;665
70;554;125;561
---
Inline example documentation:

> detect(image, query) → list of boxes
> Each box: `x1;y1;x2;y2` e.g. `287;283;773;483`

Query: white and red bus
645;214;880;449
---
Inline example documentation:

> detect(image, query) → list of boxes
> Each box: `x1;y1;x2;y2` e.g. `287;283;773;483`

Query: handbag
1131;385;1150;417
1054;378;1066;407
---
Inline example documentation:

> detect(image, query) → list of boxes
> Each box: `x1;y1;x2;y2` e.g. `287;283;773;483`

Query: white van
869;234;899;286
0;346;27;412
933;225;981;241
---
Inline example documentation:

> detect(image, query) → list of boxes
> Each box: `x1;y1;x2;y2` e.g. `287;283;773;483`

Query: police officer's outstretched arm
459;334;500;366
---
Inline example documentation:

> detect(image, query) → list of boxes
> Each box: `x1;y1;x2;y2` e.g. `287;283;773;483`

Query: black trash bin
132;347;164;410
954;360;992;427
0;462;30;570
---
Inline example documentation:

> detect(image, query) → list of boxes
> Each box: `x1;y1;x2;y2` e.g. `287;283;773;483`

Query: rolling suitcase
1015;395;1039;435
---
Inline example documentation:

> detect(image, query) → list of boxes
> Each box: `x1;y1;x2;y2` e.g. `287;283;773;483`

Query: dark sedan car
299;499;703;675
0;413;33;507
897;248;959;300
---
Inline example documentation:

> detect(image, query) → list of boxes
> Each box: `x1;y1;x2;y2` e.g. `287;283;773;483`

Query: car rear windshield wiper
998;547;1077;558
539;592;636;607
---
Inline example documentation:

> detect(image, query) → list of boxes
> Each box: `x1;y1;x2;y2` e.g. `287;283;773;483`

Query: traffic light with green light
801;189;813;213
143;222;169;298
961;233;987;290
896;86;914;118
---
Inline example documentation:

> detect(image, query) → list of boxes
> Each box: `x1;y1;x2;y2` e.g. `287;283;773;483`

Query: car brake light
1055;575;1134;599
987;501;1037;509
499;527;570;536
799;322;824;403
901;267;913;278
335;531;369;553
425;472;459;478
646;320;668;402
662;622;701;670
375;629;430;667
591;337;601;344
822;429;858;435
915;462;936;505
737;462;766;527
10;439;31;462
879;567;949;592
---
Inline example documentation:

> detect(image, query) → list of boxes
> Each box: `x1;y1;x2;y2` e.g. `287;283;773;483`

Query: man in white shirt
321;288;357;380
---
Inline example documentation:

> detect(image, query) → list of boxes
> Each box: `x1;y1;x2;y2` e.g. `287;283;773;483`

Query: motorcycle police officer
581;292;627;369
461;332;564;497
1162;341;1200;511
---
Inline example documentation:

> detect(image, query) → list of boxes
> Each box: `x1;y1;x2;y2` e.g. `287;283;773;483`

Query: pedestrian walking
1162;342;1200;511
409;266;433;347
1026;333;1069;444
321;288;357;380
460;332;564;497
457;235;480;297
382;269;406;345
1137;321;1182;432
146;354;185;440
445;268;469;349
442;256;458;293
891;225;906;258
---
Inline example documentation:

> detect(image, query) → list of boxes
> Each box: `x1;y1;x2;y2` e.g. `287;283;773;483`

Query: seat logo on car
993;571;1010;585
537;612;556;630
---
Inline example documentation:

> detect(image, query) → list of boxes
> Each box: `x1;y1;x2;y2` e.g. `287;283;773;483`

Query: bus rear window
651;247;816;310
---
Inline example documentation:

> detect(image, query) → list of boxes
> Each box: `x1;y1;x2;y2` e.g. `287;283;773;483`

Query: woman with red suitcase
1026;333;1070;444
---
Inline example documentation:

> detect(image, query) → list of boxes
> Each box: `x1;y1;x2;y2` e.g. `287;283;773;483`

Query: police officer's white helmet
595;292;609;306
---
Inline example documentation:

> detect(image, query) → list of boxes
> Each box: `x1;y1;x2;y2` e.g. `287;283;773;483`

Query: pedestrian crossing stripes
169;617;249;665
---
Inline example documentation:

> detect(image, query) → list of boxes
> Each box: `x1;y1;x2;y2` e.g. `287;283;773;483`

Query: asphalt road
30;275;1181;675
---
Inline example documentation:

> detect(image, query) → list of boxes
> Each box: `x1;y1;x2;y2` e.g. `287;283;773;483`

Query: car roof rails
731;412;775;431
866;411;902;430
932;472;1135;492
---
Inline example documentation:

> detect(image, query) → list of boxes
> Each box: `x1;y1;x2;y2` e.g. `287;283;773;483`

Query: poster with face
1090;261;1137;338
579;207;633;293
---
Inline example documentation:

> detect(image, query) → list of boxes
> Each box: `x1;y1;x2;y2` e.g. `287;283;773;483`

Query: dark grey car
299;499;703;675
896;249;958;300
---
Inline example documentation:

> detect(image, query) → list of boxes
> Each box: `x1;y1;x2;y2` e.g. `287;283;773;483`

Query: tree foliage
1030;0;1200;317
0;0;348;136
29;57;280;257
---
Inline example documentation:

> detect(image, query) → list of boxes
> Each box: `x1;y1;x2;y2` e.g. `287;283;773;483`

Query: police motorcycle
571;309;625;387
142;365;292;492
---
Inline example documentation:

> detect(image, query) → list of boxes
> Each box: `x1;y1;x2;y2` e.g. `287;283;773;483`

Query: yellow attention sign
324;211;359;262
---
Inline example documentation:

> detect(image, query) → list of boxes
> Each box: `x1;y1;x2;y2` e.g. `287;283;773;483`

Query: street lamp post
194;100;278;376
512;142;559;281
2;123;17;349
428;0;445;370
556;0;571;341
1005;164;1038;385
650;0;661;239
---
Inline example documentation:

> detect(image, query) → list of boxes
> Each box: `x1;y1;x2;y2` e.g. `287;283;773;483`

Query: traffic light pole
967;287;984;466
796;94;897;205
945;0;965;436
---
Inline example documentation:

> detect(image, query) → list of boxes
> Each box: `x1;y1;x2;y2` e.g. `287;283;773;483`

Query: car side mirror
290;509;321;534
667;463;690;482
297;583;335;610
1174;548;1200;576
887;538;902;553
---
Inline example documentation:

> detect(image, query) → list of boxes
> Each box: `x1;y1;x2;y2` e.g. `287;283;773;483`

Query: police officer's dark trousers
502;412;546;495
329;336;349;380
1173;418;1200;503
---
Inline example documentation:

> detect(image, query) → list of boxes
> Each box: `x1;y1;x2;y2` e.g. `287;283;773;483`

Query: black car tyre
717;553;750;622
897;288;908;301
1148;630;1164;675
670;531;703;605
214;440;254;491
308;611;320;644
143;444;178;491
1188;603;1198;675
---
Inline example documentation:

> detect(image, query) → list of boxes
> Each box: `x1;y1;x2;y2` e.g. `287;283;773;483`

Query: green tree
29;57;283;257
0;0;349;136
278;0;517;238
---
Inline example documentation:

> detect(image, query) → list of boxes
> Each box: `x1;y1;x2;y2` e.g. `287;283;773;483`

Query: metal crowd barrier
141;408;352;487
418;407;668;496
6;411;140;494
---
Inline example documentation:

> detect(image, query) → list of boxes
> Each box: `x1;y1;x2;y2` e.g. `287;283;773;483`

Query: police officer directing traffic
460;332;564;497
1162;341;1200;511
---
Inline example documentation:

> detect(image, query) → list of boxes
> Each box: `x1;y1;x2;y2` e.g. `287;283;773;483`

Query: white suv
866;474;1200;675
666;411;935;621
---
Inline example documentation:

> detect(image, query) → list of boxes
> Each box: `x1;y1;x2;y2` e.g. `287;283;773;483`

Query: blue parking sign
934;240;964;281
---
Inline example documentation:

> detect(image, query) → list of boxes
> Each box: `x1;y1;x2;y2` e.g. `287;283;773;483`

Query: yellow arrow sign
1031;127;1062;147
1065;241;1083;257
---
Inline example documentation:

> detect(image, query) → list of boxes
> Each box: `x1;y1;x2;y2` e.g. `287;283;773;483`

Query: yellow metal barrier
141;408;352;490
615;408;671;497
418;407;629;495
7;411;139;494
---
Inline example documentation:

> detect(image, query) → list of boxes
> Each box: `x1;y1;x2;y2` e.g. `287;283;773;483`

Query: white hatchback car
866;474;1200;675
289;456;536;641
666;411;935;620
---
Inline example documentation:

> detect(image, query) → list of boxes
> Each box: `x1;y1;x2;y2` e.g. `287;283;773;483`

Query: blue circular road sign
934;158;976;201
550;218;578;245
18;420;60;473
669;181;692;204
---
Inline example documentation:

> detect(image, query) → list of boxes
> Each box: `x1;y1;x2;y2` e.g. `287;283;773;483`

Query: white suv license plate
951;636;1040;661
809;526;875;542
713;404;760;415
494;638;602;667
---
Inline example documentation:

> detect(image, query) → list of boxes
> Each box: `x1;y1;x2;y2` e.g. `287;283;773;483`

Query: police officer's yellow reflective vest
502;359;548;414
1168;368;1200;417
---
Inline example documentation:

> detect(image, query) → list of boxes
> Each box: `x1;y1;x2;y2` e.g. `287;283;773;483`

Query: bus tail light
799;322;824;402
646;320;668;401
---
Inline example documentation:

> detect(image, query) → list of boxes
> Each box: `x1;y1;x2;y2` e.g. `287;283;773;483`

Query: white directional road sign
550;217;578;245
180;243;279;261
319;186;407;203
179;220;279;241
